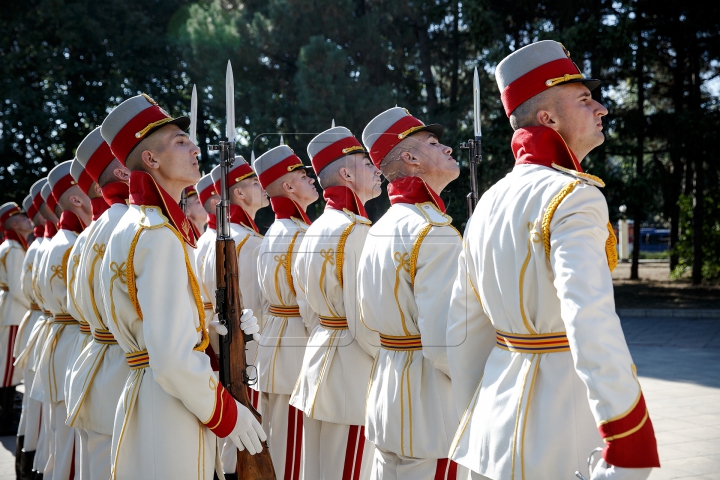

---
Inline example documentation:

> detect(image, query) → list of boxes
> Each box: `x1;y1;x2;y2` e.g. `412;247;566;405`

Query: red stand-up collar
3;230;28;251
44;221;58;238
229;204;259;233
388;176;446;213
33;225;45;239
91;197;110;221
323;186;368;218
512;126;583;172
207;213;217;231
101;181;130;206
129;171;198;247
58;210;86;234
270;196;312;225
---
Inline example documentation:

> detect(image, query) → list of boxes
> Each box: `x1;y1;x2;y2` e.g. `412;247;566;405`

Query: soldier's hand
590;459;652;480
239;309;260;341
228;401;267;455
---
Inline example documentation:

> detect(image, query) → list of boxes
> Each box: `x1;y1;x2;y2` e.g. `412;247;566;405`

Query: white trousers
86;430;111;480
263;393;303;480
372;447;469;480
300;418;374;480
22;369;42;451
50;400;75;480
34;402;50;473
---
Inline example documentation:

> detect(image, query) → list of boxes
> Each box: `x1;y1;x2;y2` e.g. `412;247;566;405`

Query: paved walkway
1;315;718;479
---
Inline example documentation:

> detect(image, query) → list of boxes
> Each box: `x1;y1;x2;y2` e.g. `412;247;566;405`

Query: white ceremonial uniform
290;206;378;480
64;223;94;480
358;195;464;479
256;214;316;479
67;201;129;480
448;163;657;479
196;224;216;326
0;236;28;387
203;219;266;475
24;231;54;475
33;223;82;480
15;236;44;453
100;203;229;480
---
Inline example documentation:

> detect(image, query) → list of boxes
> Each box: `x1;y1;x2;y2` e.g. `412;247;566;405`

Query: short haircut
125;132;164;171
509;87;555;131
97;158;124;187
317;157;350;189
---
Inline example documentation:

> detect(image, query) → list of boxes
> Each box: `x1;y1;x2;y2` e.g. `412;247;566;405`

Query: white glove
239;309;260;342
208;319;226;354
591;459;652;480
228;400;267;455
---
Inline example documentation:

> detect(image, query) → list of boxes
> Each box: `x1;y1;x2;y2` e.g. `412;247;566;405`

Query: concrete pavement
1;314;718;479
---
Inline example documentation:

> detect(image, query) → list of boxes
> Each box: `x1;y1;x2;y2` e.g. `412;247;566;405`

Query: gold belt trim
268;304;300;317
29;303;41;311
79;323;91;335
380;333;422;351
319;316;348;330
51;314;79;325
0;285;8;292
43;310;52;316
125;350;149;370
93;328;117;345
495;330;571;354
203;302;214;310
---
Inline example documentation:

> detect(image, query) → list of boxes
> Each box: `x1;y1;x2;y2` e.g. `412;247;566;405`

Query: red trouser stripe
284;406;303;480
434;458;458;480
342;425;366;480
3;325;18;387
68;437;75;480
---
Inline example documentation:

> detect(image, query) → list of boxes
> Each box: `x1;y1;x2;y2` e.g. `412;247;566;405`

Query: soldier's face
347;153;382;202
5;213;33;236
552;83;608;160
186;194;206;227
283;168;319;207
407;132;459;183
236;176;270;210
150;124;202;186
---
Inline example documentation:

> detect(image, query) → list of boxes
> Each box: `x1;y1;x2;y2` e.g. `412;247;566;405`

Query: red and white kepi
100;94;190;163
253;145;310;190
48;160;76;205
361;106;443;168
76;126;119;186
41;182;56;213
195;173;218;207
495;39;600;117
210;156;255;194
30;178;48;216
0;202;22;227
306;126;366;175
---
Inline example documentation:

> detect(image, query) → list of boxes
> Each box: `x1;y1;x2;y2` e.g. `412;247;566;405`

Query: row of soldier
0;40;660;480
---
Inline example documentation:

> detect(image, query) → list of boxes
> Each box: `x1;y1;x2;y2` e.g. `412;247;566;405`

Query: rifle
209;61;276;479
460;67;482;219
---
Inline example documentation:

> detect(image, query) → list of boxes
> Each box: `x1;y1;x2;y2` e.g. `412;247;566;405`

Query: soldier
14;183;47;479
0;201;33;435
205;156;268;479
27;179;61;480
32;160;91;480
253;144;319;479
98;94;265;480
185;184;208;233
358;107;465;479
289;126;381;480
447;40;660;480
194;171;220;327
66;126;132;480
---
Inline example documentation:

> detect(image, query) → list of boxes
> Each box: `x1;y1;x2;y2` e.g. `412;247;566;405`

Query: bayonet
181;84;199;214
461;66;483;219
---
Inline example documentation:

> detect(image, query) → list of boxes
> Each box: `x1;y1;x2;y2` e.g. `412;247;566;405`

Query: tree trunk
417;19;438;113
690;31;703;284
449;0;460;107
631;8;644;280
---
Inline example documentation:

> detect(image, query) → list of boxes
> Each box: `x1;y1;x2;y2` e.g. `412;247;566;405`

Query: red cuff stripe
204;383;237;438
598;393;660;468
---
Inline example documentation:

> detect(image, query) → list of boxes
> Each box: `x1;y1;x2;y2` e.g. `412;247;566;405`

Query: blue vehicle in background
639;228;670;252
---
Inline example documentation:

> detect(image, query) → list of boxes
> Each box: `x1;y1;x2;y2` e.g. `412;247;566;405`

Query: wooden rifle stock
216;237;276;479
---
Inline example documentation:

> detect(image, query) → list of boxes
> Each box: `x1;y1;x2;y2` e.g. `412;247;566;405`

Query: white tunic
66;203;130;434
14;237;43;365
290;207;379;425
100;204;233;480
448;164;656;478
358;201;462;459
0;237;28;386
195;226;216;324
255;217;316;395
33;228;81;404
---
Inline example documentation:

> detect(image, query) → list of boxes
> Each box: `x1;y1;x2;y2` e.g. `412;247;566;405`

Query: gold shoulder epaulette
290;216;309;232
415;202;452;226
138;205;169;229
342;208;372;225
551;163;605;188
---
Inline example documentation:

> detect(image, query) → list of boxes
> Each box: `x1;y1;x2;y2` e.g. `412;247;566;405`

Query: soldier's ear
535;108;556;128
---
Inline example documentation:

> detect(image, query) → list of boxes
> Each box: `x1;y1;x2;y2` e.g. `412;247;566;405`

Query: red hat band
86;141;117;182
214;163;256;194
111;105;174;163
0;206;22;225
51;175;77;205
501;58;581;117
368;115;425;168
257;154;304;189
